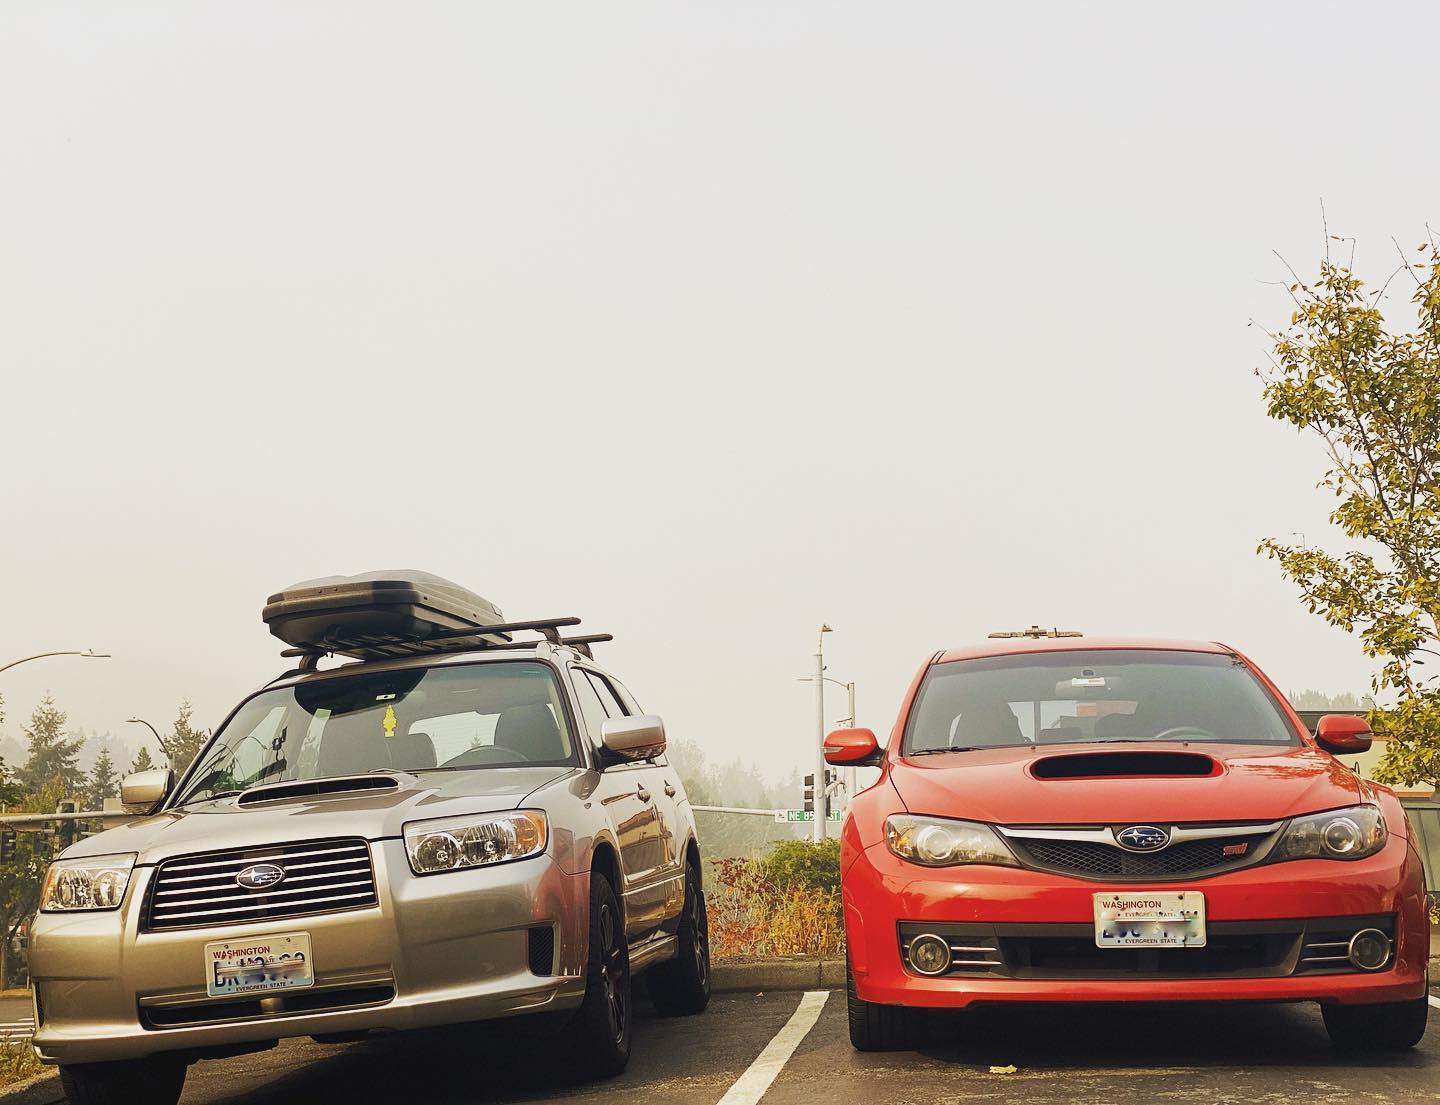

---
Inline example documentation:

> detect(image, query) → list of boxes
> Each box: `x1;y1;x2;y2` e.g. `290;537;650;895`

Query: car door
569;665;667;940
585;669;685;920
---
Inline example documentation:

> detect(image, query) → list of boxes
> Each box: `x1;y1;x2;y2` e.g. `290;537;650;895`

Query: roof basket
263;571;612;669
988;625;1084;639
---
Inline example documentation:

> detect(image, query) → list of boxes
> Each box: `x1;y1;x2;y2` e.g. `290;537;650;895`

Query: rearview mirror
121;768;175;813
824;727;882;766
601;715;667;762
1315;714;1373;756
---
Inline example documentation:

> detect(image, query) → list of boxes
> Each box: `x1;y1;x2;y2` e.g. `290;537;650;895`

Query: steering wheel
1149;726;1215;742
447;744;531;766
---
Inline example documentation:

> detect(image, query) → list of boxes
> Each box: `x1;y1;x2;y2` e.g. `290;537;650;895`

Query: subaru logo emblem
236;863;286;890
1116;825;1170;852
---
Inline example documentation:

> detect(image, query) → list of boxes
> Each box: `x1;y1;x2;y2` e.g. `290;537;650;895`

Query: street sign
774;808;842;823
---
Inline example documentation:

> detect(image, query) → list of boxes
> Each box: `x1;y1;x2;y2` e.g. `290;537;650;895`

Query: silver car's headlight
40;853;136;911
1275;804;1387;862
403;811;548;875
884;814;1019;868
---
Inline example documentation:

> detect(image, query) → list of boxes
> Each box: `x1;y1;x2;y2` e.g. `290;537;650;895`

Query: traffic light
0;830;15;863
56;799;79;850
802;771;835;817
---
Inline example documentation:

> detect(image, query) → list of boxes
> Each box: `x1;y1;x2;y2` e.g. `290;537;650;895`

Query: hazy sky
2;2;1436;784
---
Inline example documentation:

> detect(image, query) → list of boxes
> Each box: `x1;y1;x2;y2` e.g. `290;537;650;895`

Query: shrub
760;839;840;894
707;840;843;959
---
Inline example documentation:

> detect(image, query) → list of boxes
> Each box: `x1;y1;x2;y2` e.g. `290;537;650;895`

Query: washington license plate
205;932;314;997
1094;891;1206;948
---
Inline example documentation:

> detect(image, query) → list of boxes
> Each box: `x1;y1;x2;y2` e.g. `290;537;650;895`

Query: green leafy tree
129;745;157;775
1259;232;1440;789
0;779;64;986
159;700;209;773
87;747;119;808
19;695;85;794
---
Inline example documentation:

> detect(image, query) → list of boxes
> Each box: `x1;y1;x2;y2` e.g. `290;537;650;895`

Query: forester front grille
145;838;377;931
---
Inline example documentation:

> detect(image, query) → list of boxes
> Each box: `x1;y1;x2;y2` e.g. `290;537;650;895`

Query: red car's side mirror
1315;714;1373;756
824;728;883;767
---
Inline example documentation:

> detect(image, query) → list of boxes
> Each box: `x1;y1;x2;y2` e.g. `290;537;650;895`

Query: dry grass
0;1040;43;1089
707;855;844;959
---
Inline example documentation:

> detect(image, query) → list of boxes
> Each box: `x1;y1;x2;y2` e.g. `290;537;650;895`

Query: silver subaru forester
29;578;710;1105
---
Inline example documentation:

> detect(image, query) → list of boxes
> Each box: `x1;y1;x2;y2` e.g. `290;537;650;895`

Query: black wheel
846;961;918;1051
571;870;632;1078
648;858;711;1016
59;1056;186;1105
1322;994;1429;1050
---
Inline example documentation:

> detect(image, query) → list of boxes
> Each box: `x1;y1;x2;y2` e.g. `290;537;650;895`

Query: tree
160;700;209;773
129;746;157;775
0;778;63;986
87;747;119;808
19;695;85;794
1259;231;1440;789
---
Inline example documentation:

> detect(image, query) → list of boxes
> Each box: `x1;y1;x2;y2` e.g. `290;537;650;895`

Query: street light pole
814;625;830;844
126;718;169;770
0;649;110;676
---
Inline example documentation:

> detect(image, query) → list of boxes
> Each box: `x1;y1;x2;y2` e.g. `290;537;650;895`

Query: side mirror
601;715;667;763
121;768;174;813
824;727;882;766
1315;714;1373;756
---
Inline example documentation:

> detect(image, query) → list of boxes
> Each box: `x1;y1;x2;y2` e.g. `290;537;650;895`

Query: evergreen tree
129;746;157;775
20;695;85;794
87;747;119;807
161;700;209;772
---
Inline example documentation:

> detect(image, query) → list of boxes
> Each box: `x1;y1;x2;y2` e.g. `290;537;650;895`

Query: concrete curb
711;957;845;993
0;1069;59;1105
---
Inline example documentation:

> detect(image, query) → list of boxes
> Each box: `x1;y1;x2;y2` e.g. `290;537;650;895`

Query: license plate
1094;891;1205;948
205;932;314;997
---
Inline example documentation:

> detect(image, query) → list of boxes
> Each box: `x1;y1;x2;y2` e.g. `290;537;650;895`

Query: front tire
846;961;918;1051
59;1056;186;1105
648;858;711;1016
571;870;632;1078
1322;994;1429;1050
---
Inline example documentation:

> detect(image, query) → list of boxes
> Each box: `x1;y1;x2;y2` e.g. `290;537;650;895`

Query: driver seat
494;704;567;761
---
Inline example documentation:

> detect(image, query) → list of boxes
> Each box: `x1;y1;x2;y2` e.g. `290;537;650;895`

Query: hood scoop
1030;750;1220;780
237;775;403;807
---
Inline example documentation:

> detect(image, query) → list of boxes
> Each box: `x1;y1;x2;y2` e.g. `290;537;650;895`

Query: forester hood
62;766;579;864
887;742;1363;824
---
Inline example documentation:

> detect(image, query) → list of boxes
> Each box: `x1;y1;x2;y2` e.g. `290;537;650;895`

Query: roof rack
281;616;614;671
988;625;1084;639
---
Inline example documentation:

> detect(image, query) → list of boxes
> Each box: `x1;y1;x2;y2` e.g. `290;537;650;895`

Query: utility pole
814;625;831;844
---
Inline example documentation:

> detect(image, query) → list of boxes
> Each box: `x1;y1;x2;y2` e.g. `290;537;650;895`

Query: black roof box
263;570;508;659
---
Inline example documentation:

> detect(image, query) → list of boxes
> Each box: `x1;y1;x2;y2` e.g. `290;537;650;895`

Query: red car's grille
1014;837;1255;878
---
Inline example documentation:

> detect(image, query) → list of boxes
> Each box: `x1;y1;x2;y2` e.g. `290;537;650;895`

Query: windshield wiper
907;746;985;755
173;790;240;808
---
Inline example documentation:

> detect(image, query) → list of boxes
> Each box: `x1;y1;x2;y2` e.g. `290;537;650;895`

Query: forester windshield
904;650;1298;754
174;661;576;806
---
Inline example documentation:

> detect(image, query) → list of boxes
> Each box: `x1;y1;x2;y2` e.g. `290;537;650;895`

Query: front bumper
29;842;589;1065
845;834;1430;1009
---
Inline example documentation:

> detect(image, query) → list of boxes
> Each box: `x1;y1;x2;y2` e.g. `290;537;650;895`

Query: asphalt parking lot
158;985;1440;1105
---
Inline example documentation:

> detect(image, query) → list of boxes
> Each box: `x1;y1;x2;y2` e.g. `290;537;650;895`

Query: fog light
1347;928;1391;972
907;933;952;976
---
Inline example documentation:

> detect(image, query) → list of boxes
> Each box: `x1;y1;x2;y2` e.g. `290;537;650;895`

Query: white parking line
715;990;829;1105
1429;995;1439;1010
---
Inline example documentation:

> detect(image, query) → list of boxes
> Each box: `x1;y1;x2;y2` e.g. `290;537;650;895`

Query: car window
583;671;629;718
571;668;612;739
905;650;1298;754
607;677;643;715
174;660;577;806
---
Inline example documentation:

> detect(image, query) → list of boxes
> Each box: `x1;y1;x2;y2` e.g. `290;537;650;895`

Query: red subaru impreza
825;635;1430;1051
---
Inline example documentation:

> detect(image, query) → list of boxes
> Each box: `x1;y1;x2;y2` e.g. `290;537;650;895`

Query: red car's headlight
1274;804;1387;862
884;815;1019;868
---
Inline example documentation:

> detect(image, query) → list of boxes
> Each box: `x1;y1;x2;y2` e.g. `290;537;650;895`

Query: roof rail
988;625;1084;639
280;617;613;671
